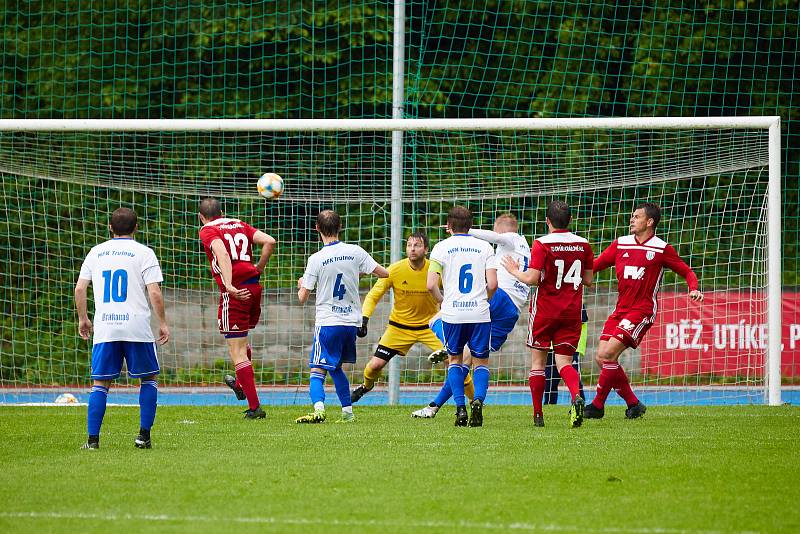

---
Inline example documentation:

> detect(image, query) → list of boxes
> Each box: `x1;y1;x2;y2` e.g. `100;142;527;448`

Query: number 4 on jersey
332;273;347;300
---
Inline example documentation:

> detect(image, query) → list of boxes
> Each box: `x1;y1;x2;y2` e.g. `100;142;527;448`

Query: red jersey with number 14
594;234;699;317
199;217;260;291
529;230;593;320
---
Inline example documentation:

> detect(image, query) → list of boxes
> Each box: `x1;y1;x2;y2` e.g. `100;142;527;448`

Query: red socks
528;369;545;416
233;344;255;389
235;360;260;410
593;362;639;409
592;362;617;409
613;365;639;407
558;364;581;401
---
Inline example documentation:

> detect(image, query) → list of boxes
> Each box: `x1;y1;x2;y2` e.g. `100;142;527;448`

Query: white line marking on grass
0;511;759;534
0;403;136;407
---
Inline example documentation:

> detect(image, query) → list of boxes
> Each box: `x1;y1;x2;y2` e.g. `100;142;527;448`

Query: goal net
0;118;780;406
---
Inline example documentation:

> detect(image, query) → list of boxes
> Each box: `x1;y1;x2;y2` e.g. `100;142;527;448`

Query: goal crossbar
0;116;781;132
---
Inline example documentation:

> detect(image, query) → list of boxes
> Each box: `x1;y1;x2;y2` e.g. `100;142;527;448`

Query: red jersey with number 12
529;230;593;320
593;234;699;317
199;217;259;291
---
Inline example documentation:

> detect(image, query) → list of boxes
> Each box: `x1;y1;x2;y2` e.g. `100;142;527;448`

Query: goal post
0;116;782;406
768;120;782;406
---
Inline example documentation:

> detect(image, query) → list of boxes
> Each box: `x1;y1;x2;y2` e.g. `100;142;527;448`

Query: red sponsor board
639;292;800;378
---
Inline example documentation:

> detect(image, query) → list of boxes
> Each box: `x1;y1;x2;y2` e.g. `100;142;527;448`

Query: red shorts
600;309;653;349
526;313;582;356
218;282;262;337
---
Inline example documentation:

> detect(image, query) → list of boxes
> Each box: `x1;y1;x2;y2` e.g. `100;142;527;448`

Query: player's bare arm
209;238;251;301
426;270;444;304
253;230;277;274
486;267;498;300
146;282;170;345
501;255;541;286
74;278;92;340
297;277;311;304
372;265;389;278
582;268;594;288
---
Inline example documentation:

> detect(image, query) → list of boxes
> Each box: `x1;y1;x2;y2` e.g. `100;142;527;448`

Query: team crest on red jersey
646;251;655;261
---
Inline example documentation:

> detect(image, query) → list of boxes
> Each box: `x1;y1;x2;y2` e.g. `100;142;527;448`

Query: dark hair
447;205;472;233
199;197;222;219
110;207;137;235
316;210;341;237
408;231;430;249
546;200;571;229
635;202;661;228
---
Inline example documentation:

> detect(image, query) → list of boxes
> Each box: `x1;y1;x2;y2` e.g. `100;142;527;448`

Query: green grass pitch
1;405;798;533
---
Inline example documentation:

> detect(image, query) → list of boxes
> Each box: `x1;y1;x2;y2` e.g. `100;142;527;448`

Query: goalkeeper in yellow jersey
350;232;474;403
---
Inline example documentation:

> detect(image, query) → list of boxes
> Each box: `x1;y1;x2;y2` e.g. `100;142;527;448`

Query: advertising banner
639;292;800;377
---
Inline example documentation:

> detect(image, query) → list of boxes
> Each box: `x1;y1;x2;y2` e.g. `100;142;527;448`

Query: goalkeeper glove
357;316;369;338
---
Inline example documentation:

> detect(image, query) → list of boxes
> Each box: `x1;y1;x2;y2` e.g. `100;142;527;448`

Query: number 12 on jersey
553;259;582;290
223;233;251;261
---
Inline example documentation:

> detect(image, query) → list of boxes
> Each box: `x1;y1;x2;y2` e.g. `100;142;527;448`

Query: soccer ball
55;393;79;405
257;173;284;199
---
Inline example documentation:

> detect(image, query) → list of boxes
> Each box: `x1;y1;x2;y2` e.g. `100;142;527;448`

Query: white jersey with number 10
78;238;163;344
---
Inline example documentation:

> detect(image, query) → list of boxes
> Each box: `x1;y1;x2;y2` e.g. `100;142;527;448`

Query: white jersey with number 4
78;238;163;344
469;229;531;312
302;241;379;327
430;234;495;324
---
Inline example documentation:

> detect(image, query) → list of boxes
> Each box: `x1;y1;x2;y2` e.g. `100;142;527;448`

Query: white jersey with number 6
430;234;495;324
78;238;164;344
301;241;379;327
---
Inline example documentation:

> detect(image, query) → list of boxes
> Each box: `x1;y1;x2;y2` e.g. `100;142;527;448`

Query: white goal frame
0;116;782;405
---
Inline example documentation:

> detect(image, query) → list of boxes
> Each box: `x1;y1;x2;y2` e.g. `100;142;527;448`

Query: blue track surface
2;388;797;406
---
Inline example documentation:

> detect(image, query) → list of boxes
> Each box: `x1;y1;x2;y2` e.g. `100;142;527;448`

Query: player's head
406;231;429;261
110;207;137;236
546;200;571;230
447;205;472;233
198;197;223;224
316;210;341;238
631;202;661;234
493;213;518;233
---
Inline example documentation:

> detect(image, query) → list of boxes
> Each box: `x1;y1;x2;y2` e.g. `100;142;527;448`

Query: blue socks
329;366;352;408
473;364;490;403
88;380;158;440
309;368;351;409
87;385;109;437
447;364;467;407
139;379;158;431
433;380;453;407
310;371;326;405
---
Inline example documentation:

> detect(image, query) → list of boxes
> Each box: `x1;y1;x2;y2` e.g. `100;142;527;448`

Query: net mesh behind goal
0;126;770;405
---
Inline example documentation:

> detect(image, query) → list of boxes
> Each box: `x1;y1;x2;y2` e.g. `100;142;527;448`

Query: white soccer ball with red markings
257;173;284;199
